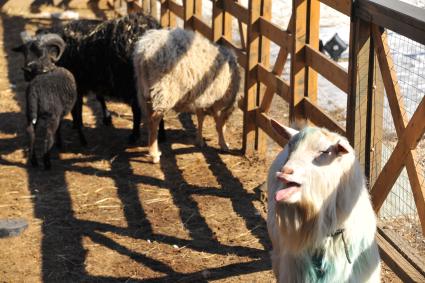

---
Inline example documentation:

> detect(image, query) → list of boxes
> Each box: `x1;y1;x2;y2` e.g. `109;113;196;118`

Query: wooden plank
379;227;425;277
220;36;247;69
192;16;212;40
304;44;349;94
290;0;307;121
306;0;320;104
371;96;425;211
255;111;288;148
258;17;292;51
168;0;184;19
256;64;290;103
222;0;249;24
302;98;346;135
356;0;425;46
320;0;351;16
372;25;425;234
377;231;425;282
242;0;261;154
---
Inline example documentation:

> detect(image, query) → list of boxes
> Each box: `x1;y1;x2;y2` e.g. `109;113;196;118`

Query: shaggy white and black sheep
133;28;241;163
267;119;381;282
13;34;81;169
35;12;166;144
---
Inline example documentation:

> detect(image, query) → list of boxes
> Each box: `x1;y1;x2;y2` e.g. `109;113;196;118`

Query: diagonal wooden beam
370;95;425;215
372;25;425;234
259;16;293;112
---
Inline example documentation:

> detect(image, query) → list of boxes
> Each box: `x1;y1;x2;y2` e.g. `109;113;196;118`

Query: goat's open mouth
275;181;301;202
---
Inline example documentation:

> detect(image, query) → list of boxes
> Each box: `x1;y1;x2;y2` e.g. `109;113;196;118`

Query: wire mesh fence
370;29;425;258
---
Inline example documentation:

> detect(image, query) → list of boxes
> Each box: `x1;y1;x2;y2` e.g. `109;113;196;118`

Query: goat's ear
12;45;24;53
270;119;298;140
335;139;351;155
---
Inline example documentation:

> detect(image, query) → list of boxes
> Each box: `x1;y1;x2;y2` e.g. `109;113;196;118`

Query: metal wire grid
373;30;425;222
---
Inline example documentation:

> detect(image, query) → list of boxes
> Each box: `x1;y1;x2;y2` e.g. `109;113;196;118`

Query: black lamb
36;12;166;144
13;33;84;169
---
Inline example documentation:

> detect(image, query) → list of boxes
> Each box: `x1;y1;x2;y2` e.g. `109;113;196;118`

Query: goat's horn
39;33;66;62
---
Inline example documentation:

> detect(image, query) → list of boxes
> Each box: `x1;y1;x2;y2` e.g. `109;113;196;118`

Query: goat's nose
281;166;294;175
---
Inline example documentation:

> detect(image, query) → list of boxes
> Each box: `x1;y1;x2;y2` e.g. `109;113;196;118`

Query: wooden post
256;0;271;156
290;0;307;123
346;18;371;169
184;0;195;29
305;0;319;104
369;48;385;185
212;0;224;42
150;0;158;19
160;0;170;27
242;0;261;154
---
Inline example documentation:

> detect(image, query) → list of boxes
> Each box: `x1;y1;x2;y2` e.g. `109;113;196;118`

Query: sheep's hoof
219;143;230;152
150;152;161;164
103;116;112;126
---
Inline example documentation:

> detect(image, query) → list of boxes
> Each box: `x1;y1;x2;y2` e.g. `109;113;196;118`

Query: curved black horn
39;33;66;62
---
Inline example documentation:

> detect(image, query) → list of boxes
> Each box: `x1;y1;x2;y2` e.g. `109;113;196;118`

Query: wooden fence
114;0;425;280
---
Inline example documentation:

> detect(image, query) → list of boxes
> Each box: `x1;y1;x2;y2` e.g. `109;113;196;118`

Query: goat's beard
275;194;321;254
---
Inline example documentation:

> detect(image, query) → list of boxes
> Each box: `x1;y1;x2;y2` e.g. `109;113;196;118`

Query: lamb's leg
71;96;87;146
55;121;62;149
147;112;163;163
27;122;37;167
213;112;229;151
129;99;141;144
195;110;205;147
43;118;60;170
96;94;112;126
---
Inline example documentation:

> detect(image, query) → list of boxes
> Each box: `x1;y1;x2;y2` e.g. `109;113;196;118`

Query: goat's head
271;119;356;216
13;32;65;81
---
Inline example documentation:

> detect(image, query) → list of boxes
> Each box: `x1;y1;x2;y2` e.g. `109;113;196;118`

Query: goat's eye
320;149;332;156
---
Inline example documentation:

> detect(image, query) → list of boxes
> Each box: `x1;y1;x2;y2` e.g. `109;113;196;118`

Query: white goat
267;119;381;282
133;28;240;163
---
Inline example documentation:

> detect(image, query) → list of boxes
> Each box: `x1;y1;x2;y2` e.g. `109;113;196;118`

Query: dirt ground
0;0;404;282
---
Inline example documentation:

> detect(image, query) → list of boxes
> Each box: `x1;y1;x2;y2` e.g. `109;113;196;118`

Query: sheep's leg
71;96;87;146
213;112;229;151
96;94;112;126
43;118;60;170
147;112;163;164
27;122;37;167
195;110;205;147
128;99;141;144
55;121;62;149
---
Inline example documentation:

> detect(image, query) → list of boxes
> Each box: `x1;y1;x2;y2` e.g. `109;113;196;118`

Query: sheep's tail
220;52;241;123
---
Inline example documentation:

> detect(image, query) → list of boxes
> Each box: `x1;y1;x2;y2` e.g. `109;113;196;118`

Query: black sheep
37;13;166;144
13;33;84;169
